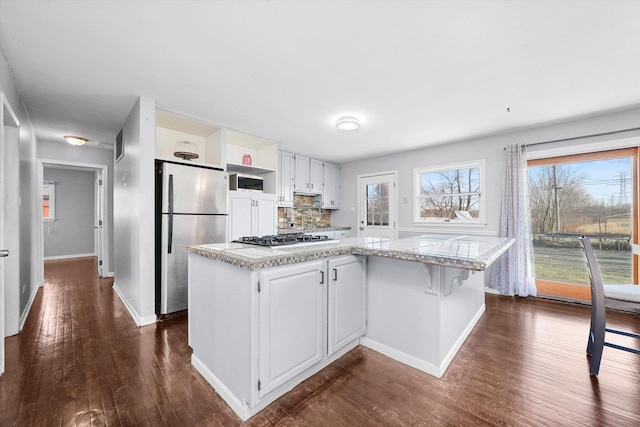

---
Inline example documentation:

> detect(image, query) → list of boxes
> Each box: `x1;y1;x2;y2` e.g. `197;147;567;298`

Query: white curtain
489;144;537;297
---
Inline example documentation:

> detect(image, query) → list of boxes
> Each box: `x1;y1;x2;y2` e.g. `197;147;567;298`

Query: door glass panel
528;156;633;289
365;183;389;227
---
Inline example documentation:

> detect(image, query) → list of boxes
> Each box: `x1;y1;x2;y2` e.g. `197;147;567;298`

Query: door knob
0;249;9;257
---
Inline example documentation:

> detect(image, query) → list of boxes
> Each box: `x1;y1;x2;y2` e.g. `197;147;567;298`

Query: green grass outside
533;244;632;285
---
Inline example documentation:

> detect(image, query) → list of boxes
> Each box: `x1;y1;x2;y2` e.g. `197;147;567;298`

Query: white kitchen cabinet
322;162;340;209
293;154;323;194
327;255;366;357
293;154;310;193
229;191;277;240
258;260;325;397
333;230;350;239
309;158;324;194
277;150;294;207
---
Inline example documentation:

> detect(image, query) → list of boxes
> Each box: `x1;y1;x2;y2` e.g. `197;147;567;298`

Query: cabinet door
229;193;254;241
278;151;294;206
309;158;324;194
322;162;340;209
327;255;366;357
255;195;277;237
259;260;325;397
293;154;310;193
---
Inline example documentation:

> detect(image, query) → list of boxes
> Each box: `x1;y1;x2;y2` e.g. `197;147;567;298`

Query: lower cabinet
258;256;365;396
189;254;366;421
328;255;367;357
258;260;325;397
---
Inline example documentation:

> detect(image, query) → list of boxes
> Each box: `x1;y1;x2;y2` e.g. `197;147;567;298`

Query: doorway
357;171;397;239
1;93;20;374
37;160;109;282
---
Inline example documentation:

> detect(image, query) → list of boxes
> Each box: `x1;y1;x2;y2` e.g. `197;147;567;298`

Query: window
43;181;55;221
528;148;638;300
414;160;485;225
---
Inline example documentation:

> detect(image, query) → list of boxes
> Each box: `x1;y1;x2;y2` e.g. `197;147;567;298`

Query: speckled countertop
187;235;514;271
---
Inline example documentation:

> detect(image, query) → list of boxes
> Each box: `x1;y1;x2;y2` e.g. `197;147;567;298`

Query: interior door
358;172;397;238
0;94;6;375
95;171;103;277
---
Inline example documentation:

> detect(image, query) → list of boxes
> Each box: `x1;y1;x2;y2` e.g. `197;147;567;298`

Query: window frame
413;159;486;226
527;147;639;297
43;181;56;222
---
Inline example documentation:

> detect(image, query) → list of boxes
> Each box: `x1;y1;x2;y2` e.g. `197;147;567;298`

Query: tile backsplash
278;195;331;229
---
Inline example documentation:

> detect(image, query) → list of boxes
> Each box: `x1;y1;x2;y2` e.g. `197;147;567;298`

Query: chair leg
586;319;595;355
589;323;605;376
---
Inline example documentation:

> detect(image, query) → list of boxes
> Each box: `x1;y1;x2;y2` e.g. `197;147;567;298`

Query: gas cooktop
233;233;331;247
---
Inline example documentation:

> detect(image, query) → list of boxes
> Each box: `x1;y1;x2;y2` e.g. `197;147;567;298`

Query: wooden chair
579;236;640;375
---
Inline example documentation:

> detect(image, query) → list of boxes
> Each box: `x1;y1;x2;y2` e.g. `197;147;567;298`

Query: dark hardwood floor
2;258;640;426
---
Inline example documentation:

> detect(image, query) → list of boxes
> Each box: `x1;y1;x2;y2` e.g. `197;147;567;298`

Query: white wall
332;107;640;237
38;139;115;272
0;42;39;340
113;96;156;326
42;168;95;258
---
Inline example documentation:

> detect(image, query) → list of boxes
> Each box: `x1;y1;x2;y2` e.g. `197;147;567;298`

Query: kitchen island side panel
439;268;485;362
365;257;440;365
188;253;256;405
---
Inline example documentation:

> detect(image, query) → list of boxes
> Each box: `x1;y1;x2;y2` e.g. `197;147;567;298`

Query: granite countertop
187;235;514;271
278;226;351;234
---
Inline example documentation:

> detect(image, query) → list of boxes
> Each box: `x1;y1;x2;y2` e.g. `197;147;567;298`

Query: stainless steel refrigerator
156;161;228;315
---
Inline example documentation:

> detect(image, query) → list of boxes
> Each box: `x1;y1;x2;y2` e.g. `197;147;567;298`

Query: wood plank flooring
2;257;640;426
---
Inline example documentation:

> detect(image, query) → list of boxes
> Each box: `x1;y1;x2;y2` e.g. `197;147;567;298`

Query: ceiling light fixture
336;116;360;131
64;135;88;146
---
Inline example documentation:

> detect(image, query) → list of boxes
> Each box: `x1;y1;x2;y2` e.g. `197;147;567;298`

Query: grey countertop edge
187;238;514;272
187;246;354;271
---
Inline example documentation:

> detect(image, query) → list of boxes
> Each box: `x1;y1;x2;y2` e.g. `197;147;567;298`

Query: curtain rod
525;126;640;149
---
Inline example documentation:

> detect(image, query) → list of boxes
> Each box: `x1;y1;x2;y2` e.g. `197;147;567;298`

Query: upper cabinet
155;110;224;169
309;158;324;194
322;162;340;209
294;154;323;195
277;150;294;207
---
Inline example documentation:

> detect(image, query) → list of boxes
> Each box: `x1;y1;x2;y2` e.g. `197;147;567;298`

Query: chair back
579;237;606;328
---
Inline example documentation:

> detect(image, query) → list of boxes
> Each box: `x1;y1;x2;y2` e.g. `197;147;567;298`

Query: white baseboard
44;253;96;261
112;282;157;327
484;287;499;294
360;337;444;378
192;354;251;421
192;339;360;422
19;282;44;331
106;272;115;278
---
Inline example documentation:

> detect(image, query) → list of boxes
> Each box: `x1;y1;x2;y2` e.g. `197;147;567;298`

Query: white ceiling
0;1;638;163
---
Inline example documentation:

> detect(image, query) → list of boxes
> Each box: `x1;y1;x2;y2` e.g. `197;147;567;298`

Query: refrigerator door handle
168;174;174;254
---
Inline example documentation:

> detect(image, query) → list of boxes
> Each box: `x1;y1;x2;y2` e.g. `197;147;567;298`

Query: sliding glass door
528;148;638;301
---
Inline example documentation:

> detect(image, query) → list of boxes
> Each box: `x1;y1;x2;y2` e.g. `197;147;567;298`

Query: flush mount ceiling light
336;116;360;131
64;135;88;146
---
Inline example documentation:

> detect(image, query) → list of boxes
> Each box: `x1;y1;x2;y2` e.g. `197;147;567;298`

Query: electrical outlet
22;285;26;294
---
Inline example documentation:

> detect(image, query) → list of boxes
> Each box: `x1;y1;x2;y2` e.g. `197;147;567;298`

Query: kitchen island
187;235;513;421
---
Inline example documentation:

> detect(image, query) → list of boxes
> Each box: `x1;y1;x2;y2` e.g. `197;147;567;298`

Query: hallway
2;257;640;426
0;257;236;426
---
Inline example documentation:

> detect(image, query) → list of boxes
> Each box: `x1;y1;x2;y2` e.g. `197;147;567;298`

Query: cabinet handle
333;268;337;281
320;271;324;284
